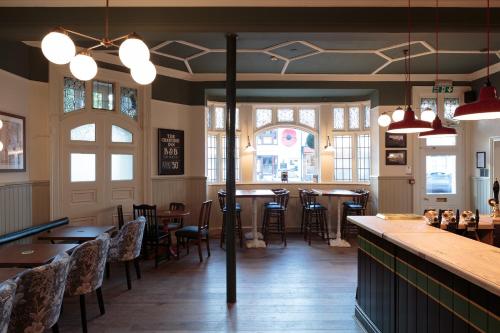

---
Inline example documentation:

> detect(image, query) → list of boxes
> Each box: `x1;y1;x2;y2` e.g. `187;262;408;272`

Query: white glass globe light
0;119;3;129
119;36;150;69
41;30;76;65
0;141;3;152
392;107;405;122
70;52;98;81
421;108;436;123
378;113;391;127
131;61;156;85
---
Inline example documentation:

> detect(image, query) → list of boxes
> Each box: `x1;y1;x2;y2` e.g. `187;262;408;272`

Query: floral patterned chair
107;217;146;290
9;253;70;333
65;233;110;333
0;279;17;333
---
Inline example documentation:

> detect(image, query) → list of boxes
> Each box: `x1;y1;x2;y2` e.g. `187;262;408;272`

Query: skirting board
354;303;381;333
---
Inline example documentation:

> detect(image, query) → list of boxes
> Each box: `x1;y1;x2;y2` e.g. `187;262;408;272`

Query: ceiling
2;0;500;7
93;32;500;76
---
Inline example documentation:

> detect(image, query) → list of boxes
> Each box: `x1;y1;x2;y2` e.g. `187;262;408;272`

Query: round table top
158;210;191;219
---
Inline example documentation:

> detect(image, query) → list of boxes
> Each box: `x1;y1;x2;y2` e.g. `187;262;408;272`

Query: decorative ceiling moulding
2;0;500;7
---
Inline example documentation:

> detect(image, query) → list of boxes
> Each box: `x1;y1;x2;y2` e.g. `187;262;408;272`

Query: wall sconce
244;135;256;152
324;136;334;152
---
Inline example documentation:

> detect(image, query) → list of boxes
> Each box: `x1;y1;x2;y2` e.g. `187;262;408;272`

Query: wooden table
0;244;77;268
313;189;360;247
157;210;191;258
236;189;276;248
0;268;25;281
38;225;116;243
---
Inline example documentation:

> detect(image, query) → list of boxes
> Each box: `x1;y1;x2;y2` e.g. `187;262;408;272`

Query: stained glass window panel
92;81;114;111
215;107;224;129
64;77;85;113
207;108;212;129
70;124;95;142
299;109;316;128
256;108;272;128
349;107;360;130
277;108;294;122
120;87;138;120
364;106;371;128
333;107;345;130
111;125;133;143
444;98;460;121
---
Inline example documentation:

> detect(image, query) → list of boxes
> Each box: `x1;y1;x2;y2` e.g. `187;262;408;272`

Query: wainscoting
151;176;207;226
0;181;50;236
207;183;372;235
472;176;490;214
372;176;414;214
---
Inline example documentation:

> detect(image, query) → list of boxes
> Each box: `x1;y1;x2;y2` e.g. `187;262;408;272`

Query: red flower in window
281;129;297;147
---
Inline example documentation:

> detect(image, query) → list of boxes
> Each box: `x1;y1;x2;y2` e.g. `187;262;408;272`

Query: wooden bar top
348;215;500;296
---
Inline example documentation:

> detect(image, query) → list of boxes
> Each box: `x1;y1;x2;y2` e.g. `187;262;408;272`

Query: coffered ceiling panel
286;53;387;74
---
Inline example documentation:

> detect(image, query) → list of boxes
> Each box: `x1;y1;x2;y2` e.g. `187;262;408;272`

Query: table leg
245;197;266;248
329;197;351;247
327;196;333;246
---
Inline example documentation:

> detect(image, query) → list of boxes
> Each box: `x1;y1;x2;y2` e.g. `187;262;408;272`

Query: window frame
206;132;240;183
253;105;319;131
332;102;370;132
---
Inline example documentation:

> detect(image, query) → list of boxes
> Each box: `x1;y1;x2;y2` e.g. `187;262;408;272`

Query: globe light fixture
0;119;3;130
421;107;436;122
70;52;98;81
40;0;155;85
131;61;157;85
0;141;3;152
392;107;405;122
119;34;150;69
377;113;391;127
41;29;76;65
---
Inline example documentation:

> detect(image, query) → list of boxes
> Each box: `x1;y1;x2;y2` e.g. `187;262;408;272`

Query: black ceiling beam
0;7;499;41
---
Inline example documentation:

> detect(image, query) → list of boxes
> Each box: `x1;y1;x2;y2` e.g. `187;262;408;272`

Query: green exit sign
433;81;454;93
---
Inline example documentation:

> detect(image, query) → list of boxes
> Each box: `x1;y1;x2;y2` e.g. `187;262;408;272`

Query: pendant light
41;0;154;85
392;106;405;122
419;0;456;138
387;0;432;134
378;113;391;127
453;0;500;120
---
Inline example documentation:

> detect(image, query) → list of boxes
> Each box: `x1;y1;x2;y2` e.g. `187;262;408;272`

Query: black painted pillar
225;33;237;304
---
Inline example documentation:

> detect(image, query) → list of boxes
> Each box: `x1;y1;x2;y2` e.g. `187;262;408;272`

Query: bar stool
218;190;244;248
303;190;329;246
341;190;370;238
262;190;289;246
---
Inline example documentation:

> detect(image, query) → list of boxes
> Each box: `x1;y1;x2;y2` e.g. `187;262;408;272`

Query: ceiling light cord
105;0;110;41
407;0;412;108
486;0;491;83
435;0;439;113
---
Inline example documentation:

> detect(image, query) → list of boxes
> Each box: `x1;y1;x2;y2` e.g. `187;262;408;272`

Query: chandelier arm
63;28;102;43
109;34;130;43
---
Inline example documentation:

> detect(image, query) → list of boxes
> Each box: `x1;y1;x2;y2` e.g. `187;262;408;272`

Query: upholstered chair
9;253;70;333
107;217;146;290
0;280;17;333
65;234;110;333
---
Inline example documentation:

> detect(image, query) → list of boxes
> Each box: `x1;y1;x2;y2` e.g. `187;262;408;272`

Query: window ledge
208;181;370;186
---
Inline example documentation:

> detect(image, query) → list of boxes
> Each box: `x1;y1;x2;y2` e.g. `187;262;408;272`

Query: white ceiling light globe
41;30;76;65
0;141;3;152
0;119;3;130
392;107;405;122
70;52;98;81
131;61;156;85
421;108;436;123
119;35;150;69
378;113;391;127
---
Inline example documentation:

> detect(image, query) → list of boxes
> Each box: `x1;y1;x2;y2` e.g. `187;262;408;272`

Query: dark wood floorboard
58;235;363;332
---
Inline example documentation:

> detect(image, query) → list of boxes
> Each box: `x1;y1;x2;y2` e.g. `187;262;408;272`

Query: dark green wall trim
0;41;48;82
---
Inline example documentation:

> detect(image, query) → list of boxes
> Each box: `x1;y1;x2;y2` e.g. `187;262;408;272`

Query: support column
225;33;237;304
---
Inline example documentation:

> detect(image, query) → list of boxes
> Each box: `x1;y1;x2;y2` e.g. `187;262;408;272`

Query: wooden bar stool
218;190;244;248
303;190;329;246
261;190;289;246
341;190;370;238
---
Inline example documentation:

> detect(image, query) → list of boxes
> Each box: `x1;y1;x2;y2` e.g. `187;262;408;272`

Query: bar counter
348;215;500;333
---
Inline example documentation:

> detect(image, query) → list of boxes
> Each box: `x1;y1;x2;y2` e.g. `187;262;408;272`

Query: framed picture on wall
158;128;184;175
0;111;25;172
476;151;486;169
385;133;407;148
385;150;407;166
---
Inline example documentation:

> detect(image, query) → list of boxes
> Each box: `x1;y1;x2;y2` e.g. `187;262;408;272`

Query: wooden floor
58;235;363;332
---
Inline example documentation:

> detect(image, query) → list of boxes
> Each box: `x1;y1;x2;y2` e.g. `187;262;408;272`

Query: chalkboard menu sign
158;128;184;175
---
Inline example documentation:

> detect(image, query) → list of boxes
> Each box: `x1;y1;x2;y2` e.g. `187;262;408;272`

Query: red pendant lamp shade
453;82;500;120
418;115;457;138
387;106;432;133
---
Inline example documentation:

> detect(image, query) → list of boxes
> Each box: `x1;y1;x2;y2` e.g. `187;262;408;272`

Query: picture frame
0;111;26;172
385;133;407;148
385;150;407;166
158;128;184;175
476;151;486;169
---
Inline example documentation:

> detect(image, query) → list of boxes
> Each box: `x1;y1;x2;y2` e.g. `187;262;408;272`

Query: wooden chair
303;191;329;245
218;190;243;248
133;204;169;268
262;190;289;246
166;202;186;231
175;200;212;262
117;204;125;229
341;190;370;238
